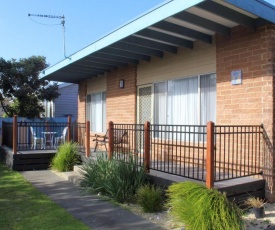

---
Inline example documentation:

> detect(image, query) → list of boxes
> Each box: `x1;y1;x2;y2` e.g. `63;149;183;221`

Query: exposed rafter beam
110;42;163;58
100;48;150;62
173;11;231;37
136;28;193;48
72;63;110;72
197;1;255;29
224;0;275;24
84;56;128;67
65;67;104;76
152;21;212;44
122;36;177;53
94;52;139;65
47;72;93;83
76;59;117;70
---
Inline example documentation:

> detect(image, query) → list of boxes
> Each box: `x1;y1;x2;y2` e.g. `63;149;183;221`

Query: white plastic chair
30;126;43;150
54;127;68;148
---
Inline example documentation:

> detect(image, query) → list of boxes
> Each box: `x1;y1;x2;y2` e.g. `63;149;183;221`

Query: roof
41;0;275;84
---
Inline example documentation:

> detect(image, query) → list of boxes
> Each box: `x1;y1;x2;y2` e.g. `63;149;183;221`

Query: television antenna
28;14;69;59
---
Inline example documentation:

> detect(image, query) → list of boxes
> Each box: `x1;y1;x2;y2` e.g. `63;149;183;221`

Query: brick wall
78;80;87;124
216;24;275;201
106;65;137;124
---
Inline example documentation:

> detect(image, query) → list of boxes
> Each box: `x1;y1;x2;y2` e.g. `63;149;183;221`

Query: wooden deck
0;146;56;171
149;170;265;203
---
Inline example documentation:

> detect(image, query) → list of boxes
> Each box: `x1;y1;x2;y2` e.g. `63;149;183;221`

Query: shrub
51;142;81;172
80;153;148;203
244;196;266;208
136;184;164;212
166;181;245;230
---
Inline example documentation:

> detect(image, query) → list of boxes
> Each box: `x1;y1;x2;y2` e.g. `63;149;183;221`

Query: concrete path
21;170;162;230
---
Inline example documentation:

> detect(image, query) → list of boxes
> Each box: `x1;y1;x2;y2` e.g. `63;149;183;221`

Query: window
154;73;216;126
86;92;106;132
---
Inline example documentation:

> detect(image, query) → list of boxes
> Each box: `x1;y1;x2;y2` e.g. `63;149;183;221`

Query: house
43;83;78;118
41;0;275;201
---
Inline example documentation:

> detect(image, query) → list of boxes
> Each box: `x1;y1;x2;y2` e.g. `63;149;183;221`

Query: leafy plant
244;197;266;208
80;153;148;203
51;142;81;172
136;184;164;212
166;181;245;230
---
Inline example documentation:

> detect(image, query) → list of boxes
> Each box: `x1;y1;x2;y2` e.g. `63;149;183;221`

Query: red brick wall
216;24;275;201
106;65;137;124
78;80;87;124
216;25;275;138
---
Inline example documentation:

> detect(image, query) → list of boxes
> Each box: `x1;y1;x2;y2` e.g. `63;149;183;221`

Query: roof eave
40;0;205;80
224;0;275;23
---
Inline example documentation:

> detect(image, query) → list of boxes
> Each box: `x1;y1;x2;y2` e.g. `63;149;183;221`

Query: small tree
0;56;60;118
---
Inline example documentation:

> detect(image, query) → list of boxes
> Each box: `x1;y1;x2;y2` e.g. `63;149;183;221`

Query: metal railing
150;124;207;181
109;122;269;183
2;120;87;152
214;125;263;181
112;123;145;167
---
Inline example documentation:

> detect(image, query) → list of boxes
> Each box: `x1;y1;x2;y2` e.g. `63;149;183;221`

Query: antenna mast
28;14;68;59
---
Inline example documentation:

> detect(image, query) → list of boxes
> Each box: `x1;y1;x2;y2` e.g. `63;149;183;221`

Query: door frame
137;84;153;124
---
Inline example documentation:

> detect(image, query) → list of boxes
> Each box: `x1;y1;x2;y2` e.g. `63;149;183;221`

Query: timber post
13;115;18;155
144;121;150;173
85;120;90;157
108;121;114;160
206;121;215;188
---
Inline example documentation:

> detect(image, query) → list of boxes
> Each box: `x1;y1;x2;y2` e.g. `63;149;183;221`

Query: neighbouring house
41;0;275;201
43;83;78;118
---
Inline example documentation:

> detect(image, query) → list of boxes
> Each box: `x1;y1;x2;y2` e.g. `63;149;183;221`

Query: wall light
119;79;125;89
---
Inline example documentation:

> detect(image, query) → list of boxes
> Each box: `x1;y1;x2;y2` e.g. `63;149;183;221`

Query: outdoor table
41;132;57;149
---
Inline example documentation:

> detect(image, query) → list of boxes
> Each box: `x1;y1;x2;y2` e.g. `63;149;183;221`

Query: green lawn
0;163;90;230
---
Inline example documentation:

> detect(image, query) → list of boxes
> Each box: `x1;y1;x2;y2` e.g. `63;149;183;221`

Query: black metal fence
150;124;207;181
112;124;145;167
214;125;263;181
2;121;86;152
111;122;268;182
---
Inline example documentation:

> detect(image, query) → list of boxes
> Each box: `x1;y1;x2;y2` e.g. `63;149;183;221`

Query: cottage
41;0;275;201
43;83;78;118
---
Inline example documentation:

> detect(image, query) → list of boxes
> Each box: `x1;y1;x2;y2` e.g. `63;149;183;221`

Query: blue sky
1;0;275;66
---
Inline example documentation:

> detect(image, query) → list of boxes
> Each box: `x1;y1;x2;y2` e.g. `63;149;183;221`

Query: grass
136;184;164;213
0;162;89;230
166;181;245;230
80;153;148;203
51;142;81;172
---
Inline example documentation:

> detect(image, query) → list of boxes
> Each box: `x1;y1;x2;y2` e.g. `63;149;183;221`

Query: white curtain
153;74;216;141
167;76;198;125
200;73;216;125
154;82;167;124
91;93;106;132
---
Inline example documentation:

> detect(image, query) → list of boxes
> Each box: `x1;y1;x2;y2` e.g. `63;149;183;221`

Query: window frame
153;72;216;126
86;92;106;132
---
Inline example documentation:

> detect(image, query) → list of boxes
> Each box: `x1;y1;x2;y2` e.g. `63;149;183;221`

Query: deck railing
214;125;263;182
108;121;270;185
2;116;87;153
2;116;272;186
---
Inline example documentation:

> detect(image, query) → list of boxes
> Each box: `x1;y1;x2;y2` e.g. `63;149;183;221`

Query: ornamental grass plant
136;184;164;213
80;153;149;203
51;142;81;172
166;181;245;230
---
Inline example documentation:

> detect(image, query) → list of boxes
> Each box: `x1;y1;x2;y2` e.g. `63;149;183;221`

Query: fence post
67;116;72;142
144;121;150;173
86;121;90;157
108;121;114;160
13;115;18;155
206;121;215;188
